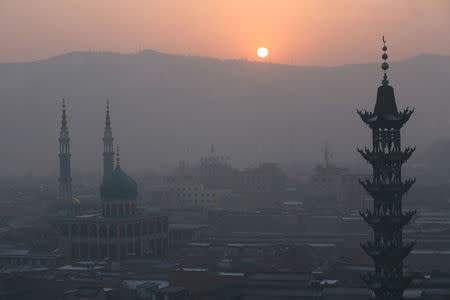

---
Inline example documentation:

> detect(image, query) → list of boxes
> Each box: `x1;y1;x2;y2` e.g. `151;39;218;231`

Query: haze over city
0;1;450;299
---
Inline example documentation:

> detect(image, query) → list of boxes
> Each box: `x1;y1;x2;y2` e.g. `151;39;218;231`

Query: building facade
168;182;231;207
306;165;369;211
200;145;235;189
234;163;285;195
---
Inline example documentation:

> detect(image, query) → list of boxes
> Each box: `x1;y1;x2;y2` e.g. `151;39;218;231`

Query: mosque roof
100;166;137;200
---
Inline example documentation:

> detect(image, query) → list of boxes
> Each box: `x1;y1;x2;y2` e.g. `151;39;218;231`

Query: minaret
58;99;73;215
358;37;416;299
103;100;114;178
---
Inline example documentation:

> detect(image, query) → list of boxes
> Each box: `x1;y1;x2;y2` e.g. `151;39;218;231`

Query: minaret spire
58;99;73;215
116;145;120;169
105;100;111;130
103;99;114;178
61;99;68;129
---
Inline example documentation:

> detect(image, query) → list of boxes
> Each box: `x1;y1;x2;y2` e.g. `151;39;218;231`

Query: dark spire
381;35;389;86
116;145;120;169
105;99;111;130
58;98;74;215
61;99;68;130
103;100;114;178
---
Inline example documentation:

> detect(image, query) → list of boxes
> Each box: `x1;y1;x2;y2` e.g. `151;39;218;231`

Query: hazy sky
1;0;450;66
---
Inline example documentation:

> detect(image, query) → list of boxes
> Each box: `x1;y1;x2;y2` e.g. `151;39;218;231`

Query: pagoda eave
359;179;416;195
362;274;413;291
358;148;416;164
360;211;416;231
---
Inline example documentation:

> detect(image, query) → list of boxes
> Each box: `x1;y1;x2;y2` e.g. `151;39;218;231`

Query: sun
257;47;268;58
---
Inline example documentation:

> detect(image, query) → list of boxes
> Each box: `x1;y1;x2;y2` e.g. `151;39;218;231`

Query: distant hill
0;50;449;175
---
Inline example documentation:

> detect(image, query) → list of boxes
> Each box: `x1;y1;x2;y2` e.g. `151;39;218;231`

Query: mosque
55;102;168;261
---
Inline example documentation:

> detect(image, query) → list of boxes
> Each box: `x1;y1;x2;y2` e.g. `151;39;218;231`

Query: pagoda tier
360;210;416;232
358;147;415;165
362;273;413;299
361;241;416;264
357;107;414;129
359;178;415;197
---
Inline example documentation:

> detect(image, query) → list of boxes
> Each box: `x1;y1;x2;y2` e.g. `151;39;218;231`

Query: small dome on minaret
100;145;137;217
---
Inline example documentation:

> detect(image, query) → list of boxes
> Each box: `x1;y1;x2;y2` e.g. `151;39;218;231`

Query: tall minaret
358;37;416;299
103;100;114;178
58;99;73;215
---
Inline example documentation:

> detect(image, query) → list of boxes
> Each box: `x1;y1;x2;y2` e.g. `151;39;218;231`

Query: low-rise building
169;182;231;208
306;165;368;211
0;248;62;268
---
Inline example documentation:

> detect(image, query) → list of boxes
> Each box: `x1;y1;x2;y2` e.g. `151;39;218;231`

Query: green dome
100;167;137;200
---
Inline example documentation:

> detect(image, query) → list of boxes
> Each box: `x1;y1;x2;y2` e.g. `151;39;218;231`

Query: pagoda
357;37;416;299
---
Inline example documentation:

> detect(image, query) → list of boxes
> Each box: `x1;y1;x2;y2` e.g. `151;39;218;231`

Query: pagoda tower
357;37;416;299
103;100;114;178
58;99;73;215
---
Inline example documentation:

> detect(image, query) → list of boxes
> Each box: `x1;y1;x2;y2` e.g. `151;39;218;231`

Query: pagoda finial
381;35;389;86
61;98;68;129
105;99;111;129
116;145;120;168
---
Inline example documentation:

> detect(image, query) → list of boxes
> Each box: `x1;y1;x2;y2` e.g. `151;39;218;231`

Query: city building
306;165;368;211
0;248;62;268
199;145;235;189
234;163;285;195
306;164;349;210
305;143;369;212
168;182;231;208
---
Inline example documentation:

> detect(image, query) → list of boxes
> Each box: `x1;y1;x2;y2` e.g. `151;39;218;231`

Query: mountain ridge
3;49;446;68
0;50;449;174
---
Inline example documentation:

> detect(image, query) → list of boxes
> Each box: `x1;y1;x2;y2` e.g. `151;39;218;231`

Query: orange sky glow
1;0;450;65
